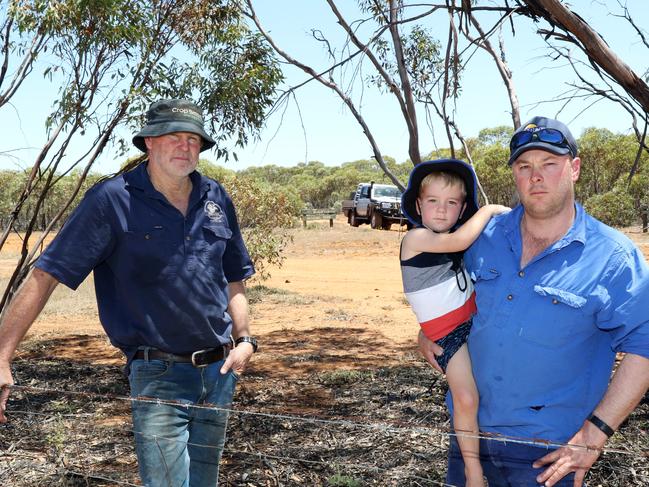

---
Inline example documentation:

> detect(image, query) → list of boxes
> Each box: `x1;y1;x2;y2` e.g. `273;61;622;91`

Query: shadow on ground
1;332;647;487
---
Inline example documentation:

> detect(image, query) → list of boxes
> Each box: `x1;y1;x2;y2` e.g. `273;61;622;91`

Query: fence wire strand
2;383;647;487
5;383;647;458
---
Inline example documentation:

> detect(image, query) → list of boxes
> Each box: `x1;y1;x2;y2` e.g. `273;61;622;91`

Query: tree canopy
244;0;649;196
0;0;283;310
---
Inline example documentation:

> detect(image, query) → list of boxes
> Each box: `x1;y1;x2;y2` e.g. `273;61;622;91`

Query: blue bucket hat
133;99;216;153
508;116;578;165
401;159;479;228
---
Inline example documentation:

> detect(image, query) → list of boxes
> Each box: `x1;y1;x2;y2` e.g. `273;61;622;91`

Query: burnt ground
1;331;647;487
1;225;648;486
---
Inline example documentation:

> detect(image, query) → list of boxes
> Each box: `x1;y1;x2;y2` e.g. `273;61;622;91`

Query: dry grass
2;341;647;486
0;223;648;486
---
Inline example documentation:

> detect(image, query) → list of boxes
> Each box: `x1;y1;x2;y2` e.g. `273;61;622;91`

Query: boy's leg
447;434;510;487
446;343;484;486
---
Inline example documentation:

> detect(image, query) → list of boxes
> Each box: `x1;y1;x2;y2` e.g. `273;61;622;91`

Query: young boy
400;159;509;487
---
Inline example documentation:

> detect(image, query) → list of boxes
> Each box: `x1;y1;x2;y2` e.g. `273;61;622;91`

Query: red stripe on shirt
420;291;476;341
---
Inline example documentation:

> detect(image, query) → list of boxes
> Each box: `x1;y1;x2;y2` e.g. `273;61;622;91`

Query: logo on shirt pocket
204;200;225;223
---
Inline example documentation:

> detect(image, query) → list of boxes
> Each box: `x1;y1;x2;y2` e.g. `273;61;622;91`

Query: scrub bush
583;190;636;227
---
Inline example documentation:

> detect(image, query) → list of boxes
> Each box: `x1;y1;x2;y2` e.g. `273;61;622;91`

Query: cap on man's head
508;116;578;165
132;99;216;153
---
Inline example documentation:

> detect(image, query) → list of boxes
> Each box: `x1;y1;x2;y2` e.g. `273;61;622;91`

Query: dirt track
3;216;649;372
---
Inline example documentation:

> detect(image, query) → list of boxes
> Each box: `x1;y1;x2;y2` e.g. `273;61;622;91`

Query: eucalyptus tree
245;1;648;202
0;0;282;312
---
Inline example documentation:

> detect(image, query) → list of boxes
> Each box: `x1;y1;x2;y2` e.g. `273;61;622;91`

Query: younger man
400;159;509;487
419;117;649;486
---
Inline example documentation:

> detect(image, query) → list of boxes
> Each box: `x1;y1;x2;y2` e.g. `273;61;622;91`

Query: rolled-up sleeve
222;196;255;282
598;248;649;358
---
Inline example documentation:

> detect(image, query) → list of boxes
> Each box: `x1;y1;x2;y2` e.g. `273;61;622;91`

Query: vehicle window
374;186;401;198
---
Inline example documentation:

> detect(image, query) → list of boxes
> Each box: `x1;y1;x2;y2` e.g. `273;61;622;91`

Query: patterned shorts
434;319;472;373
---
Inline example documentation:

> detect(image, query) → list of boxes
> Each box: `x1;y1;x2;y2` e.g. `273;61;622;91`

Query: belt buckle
191;349;210;368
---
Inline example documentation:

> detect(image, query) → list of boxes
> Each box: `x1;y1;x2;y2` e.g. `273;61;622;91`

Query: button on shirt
36;163;254;362
461;204;649;442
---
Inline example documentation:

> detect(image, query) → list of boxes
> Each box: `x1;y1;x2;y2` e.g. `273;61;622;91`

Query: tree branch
244;0;404;187
387;0;420;164
466;13;521;128
519;0;649;113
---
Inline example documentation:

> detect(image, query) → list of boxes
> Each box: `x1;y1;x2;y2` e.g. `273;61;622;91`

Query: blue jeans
447;432;584;487
129;358;238;487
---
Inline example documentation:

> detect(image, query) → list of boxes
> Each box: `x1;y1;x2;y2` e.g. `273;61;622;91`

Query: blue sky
1;1;648;175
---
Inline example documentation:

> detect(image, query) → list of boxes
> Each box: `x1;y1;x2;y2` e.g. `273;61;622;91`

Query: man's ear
571;156;581;182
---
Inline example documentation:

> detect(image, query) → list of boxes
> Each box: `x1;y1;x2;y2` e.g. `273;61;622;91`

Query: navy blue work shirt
458;203;649;443
36;163;254;362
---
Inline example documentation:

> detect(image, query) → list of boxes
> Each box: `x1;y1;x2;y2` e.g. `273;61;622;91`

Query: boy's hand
418;330;444;373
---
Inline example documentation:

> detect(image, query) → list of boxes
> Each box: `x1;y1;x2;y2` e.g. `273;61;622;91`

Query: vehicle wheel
350;211;360;227
370;211;383;229
382;222;392;231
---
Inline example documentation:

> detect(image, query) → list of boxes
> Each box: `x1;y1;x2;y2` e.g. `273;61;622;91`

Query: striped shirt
401;251;476;341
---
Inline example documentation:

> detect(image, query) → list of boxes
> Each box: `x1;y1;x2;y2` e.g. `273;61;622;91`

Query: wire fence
2;373;648;487
6;384;645;456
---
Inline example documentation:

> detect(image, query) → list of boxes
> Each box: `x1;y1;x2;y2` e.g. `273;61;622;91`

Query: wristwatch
235;336;258;353
587;413;615;438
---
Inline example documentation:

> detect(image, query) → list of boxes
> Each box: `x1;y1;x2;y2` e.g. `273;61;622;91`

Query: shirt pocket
199;221;233;262
121;227;179;283
470;265;501;316
519;285;595;347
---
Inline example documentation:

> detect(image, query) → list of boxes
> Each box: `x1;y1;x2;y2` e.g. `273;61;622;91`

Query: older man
419;116;649;486
0;99;258;486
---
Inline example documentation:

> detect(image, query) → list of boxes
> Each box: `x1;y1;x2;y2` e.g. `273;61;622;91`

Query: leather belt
134;347;229;367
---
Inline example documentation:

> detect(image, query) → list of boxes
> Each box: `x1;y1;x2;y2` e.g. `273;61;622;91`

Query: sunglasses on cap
510;128;573;155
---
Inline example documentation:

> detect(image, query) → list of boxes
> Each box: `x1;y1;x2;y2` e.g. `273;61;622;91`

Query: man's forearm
227;281;250;339
591;353;649;433
533;352;649;486
220;280;253;375
0;268;59;362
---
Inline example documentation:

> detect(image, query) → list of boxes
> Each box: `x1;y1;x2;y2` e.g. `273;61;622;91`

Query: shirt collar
123;162;154;194
501;202;587;251
566;202;587;245
124;162;211;203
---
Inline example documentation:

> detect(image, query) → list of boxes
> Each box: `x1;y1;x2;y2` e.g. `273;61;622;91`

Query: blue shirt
36;163;254;361
461;203;649;442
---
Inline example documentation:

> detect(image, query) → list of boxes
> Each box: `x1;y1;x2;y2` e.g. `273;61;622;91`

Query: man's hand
533;421;607;486
220;343;254;376
417;330;444;373
0;362;15;423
